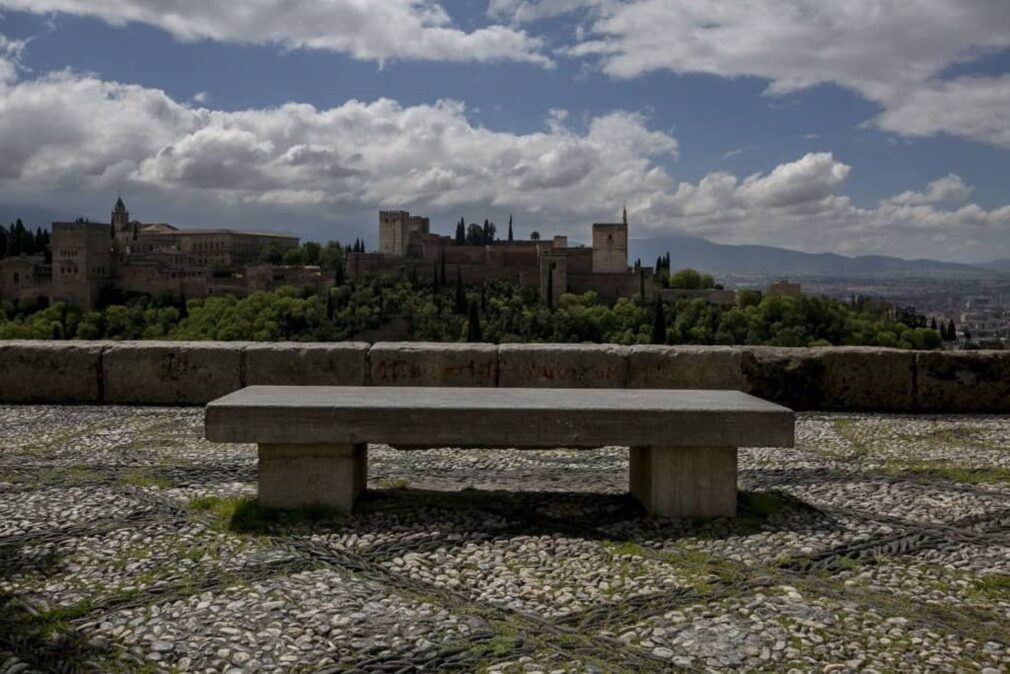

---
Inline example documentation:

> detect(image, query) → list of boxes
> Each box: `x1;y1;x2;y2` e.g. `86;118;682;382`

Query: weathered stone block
819;347;916;411
742;346;915;411
103;341;243;404
498;343;628;388
630;446;737;518
627;345;744;390
257;443;367;512
369;342;498;387
245;343;368;386
916;350;1010;413
0;341;102;403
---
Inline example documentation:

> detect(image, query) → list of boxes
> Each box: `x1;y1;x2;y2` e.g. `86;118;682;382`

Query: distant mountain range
629;235;1008;278
975;259;1010;274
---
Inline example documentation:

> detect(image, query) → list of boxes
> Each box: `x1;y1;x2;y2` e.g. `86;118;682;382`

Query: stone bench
204;386;795;518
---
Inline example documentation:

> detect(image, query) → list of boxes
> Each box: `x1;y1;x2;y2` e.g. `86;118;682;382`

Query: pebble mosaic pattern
0;406;1008;672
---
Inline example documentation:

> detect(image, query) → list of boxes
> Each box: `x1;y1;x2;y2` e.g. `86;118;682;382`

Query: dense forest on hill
0;273;943;349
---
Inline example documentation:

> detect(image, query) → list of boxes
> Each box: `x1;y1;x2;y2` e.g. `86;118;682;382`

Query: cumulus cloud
887;173;974;205
0;0;551;67
552;0;1010;147
1;60;1009;261
871;75;1010;148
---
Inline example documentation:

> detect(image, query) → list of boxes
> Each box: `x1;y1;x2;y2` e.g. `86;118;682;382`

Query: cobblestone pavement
1;406;1008;673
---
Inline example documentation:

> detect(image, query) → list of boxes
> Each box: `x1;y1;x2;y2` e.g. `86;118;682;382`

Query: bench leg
629;446;737;518
257;443;367;512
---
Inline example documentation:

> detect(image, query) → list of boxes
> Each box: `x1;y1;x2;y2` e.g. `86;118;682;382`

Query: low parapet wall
0;341;1006;412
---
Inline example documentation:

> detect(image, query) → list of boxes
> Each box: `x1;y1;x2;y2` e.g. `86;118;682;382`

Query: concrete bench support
257;443;367;512
630;446;737;518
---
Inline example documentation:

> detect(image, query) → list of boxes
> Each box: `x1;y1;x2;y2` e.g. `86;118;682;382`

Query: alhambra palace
0;199;654;309
0;198;321;310
347;208;653;303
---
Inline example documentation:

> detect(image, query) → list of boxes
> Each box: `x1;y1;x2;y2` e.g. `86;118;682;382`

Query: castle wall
570;270;654;302
659;288;736;306
0;256;51;305
564;248;593;274
119;264;185;299
539;252;567;305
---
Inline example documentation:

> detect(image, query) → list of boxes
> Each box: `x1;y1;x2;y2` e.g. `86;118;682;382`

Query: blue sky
1;1;1009;262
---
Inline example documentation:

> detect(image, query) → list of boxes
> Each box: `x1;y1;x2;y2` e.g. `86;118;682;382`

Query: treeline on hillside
0;274;942;349
256;240;348;275
655;259;717;290
1;220;51;261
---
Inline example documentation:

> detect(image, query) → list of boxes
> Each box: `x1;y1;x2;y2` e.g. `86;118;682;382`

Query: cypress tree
508;214;513;242
440;253;446;286
326;288;335;320
651;300;666;344
639;266;646;302
454;267;466;314
546;264;554;311
466;300;482;342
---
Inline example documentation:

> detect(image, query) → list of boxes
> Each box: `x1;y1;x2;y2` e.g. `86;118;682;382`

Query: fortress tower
591;207;628;274
378;210;430;257
111;195;137;248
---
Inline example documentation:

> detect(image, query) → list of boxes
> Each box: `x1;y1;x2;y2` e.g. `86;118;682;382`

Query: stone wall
0;341;1006;411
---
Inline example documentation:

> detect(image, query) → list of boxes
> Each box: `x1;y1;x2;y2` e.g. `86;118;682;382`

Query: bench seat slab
257;443;366;512
630;446;737;518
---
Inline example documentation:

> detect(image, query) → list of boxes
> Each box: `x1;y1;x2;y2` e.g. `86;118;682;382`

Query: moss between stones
882;461;1010;484
186;495;345;534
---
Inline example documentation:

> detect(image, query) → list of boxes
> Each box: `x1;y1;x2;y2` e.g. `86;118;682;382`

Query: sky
1;1;1009;263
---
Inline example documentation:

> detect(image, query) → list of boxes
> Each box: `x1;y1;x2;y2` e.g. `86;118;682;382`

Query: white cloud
0;34;28;85
0;59;1009;262
488;0;605;23
0;0;551;67
871;75;1010;148
555;0;1010;147
887;173;973;205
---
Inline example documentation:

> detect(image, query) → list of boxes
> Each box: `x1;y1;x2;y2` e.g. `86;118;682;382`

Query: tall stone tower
378;210;430;257
591;207;629;274
111;196;132;245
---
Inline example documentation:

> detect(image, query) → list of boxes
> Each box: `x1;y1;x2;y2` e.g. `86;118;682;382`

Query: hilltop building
1;197;323;310
769;279;802;297
348;207;655;303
